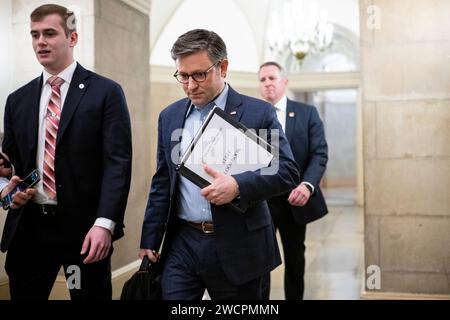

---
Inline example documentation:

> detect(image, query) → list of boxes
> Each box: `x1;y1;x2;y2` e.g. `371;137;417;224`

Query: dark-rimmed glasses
173;60;221;84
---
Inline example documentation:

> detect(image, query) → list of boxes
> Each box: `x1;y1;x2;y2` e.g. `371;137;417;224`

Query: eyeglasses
173;60;221;84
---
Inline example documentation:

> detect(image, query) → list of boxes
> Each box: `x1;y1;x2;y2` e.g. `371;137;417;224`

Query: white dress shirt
273;95;315;194
274;96;287;132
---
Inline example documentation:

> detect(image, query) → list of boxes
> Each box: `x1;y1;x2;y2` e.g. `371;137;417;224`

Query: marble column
361;0;450;297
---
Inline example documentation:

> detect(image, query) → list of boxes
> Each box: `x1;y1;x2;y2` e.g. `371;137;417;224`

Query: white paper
181;111;274;183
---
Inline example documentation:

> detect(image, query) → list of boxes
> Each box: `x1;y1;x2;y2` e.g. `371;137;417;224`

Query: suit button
58;185;62;188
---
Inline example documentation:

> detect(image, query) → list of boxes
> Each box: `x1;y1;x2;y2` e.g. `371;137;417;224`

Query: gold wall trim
361;291;450;300
150;65;360;90
288;71;360;91
0;259;142;300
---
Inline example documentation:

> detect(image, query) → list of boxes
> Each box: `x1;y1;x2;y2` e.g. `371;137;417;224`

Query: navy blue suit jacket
140;86;300;285
1;63;132;252
271;99;328;225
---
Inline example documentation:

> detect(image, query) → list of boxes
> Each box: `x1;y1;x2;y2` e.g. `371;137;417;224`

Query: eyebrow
30;28;58;34
179;69;208;74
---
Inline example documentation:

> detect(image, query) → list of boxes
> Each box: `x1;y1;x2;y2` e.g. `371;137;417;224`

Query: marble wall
361;0;450;296
93;0;151;269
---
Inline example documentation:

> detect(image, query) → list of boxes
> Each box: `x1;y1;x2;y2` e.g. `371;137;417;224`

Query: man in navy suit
0;4;132;300
139;29;299;300
259;61;328;300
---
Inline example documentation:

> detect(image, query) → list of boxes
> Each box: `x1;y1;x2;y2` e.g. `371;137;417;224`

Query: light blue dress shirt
177;84;229;222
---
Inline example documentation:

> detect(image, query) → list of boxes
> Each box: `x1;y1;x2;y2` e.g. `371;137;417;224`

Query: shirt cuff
94;218;116;235
0;177;10;194
301;181;315;194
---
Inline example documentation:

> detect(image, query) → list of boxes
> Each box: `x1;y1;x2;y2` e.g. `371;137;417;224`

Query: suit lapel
28;76;44;163
57;63;89;145
285;99;296;142
224;86;244;122
169;100;191;166
169;101;190;196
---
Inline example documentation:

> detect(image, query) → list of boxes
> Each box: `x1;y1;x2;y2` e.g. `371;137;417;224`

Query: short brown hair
30;4;76;37
171;29;227;63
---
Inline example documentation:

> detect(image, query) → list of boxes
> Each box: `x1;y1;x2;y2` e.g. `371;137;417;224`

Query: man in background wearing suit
259;61;328;300
0;4;132;300
139;29;299;300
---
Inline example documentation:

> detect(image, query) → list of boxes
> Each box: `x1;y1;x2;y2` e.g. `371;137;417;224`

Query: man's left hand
288;184;311;207
81;226;112;264
1;176;36;210
201;165;239;206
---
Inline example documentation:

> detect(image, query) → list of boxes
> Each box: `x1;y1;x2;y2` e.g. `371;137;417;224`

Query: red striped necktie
43;76;65;199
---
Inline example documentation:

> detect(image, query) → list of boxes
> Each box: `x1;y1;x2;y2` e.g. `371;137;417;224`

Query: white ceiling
150;0;360;71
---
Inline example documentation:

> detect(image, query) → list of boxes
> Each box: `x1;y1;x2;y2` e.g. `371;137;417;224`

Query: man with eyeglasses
139;29;300;299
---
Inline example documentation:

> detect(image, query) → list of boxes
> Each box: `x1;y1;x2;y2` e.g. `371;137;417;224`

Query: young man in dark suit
259;61;328;300
139;29;300;300
0;4;132;300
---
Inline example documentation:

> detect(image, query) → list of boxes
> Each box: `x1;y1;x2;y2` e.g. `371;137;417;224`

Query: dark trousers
262;199;306;300
161;223;263;300
5;204;112;300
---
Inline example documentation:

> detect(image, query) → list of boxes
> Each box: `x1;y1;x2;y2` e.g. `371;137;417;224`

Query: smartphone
0;153;11;168
1;169;41;210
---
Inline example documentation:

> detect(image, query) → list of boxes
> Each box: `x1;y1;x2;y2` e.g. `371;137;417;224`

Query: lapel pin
289;112;295;118
230;111;237;115
79;83;85;89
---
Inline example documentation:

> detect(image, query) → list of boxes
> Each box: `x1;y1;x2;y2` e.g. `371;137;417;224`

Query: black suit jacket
270;98;328;225
1;63;132;252
140;86;300;285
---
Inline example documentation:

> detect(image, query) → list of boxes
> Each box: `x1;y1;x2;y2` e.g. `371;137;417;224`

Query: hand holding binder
177;106;275;212
200;164;240;206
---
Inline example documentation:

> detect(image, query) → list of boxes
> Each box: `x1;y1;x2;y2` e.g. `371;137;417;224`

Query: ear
69;31;78;48
220;59;229;78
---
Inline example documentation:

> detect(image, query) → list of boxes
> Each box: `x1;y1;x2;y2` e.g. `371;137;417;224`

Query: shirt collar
185;83;229;118
42;61;77;86
274;95;287;112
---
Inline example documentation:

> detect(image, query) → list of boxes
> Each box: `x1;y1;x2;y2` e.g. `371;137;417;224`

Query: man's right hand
1;176;36;210
139;248;159;263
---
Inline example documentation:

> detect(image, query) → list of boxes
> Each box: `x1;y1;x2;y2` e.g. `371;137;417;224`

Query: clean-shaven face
30;13;77;74
258;65;288;105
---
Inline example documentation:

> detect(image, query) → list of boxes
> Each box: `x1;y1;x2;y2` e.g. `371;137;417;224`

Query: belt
31;203;57;215
183;220;214;234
